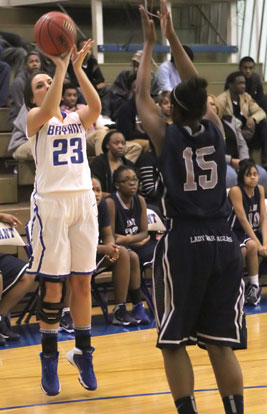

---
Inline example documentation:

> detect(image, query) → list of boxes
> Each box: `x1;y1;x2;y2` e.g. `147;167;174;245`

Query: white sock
248;274;259;287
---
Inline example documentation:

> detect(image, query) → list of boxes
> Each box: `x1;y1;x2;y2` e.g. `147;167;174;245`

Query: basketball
34;11;77;56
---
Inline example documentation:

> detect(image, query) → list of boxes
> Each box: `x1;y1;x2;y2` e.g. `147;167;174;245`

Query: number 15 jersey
28;111;92;194
157;119;229;219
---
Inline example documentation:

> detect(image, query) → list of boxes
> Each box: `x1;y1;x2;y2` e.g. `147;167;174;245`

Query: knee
70;274;91;295
117;246;130;264
44;281;63;301
21;272;35;286
129;250;140;268
206;343;232;359
246;240;258;255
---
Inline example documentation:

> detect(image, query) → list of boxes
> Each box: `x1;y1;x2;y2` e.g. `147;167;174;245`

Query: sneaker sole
112;320;138;327
246;295;261;306
40;382;61;396
66;351;97;391
0;333;20;341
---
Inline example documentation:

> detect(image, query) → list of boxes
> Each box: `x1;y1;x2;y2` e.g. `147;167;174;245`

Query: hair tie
172;88;189;111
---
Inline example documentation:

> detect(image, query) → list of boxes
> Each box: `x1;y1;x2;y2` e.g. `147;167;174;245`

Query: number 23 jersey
157;119;229;219
28;112;92;193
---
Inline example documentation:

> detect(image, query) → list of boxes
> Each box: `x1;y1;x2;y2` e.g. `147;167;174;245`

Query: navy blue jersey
228;185;261;235
156;120;229;219
108;192;141;235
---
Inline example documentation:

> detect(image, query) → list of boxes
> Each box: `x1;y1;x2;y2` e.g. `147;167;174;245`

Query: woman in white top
24;40;101;396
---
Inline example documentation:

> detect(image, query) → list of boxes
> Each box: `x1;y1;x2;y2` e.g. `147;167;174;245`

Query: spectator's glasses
118;177;139;184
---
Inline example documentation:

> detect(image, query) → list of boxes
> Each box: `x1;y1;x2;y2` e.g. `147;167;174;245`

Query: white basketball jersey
28;112;92;193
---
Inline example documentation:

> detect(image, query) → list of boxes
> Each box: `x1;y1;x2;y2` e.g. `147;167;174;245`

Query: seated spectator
157;90;172;124
92;176;148;325
7;104;32;160
228;159;267;306
102;50;160;122
0;31;31;76
217;71;267;168
9;50;41;124
239;56;266;111
0;212;36;346
90;130;138;197
117;73;150;152
0;43;10;108
208;95;267;189
60;82;86;113
106;165;157;274
155;46;194;92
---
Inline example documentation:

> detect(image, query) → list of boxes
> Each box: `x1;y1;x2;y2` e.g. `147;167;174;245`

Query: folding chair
0;221;37;325
91;270;113;323
140;208;166;316
15;220;39;325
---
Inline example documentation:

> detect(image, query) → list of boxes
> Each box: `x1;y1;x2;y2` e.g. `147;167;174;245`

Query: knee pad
38;277;66;324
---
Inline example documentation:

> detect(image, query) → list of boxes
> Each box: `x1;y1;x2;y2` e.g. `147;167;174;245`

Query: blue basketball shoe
66;347;97;390
132;302;150;325
40;352;61;395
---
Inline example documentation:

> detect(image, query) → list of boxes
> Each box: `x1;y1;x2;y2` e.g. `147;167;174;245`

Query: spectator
117;73;150;152
7;104;32;160
90;130;136;197
9;50;41;124
60;82;86;112
239;56;266;111
0;212;36;346
0;43;10;108
228;159;267;306
217;71;267;168
106;165;157;275
0;31;31;76
207;94;267;189
102;49;160;122
157;90;172;124
92;176;146;325
155;46;194;92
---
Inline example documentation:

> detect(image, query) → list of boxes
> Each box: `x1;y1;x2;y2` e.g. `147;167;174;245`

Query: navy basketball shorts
234;230;261;248
153;218;246;350
0;253;28;295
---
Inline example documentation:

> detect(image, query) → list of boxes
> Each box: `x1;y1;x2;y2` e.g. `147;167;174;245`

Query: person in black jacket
117;73;150;152
239;56;266;111
90;130;135;197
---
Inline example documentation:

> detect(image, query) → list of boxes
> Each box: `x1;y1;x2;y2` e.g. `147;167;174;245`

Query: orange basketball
34;11;77;56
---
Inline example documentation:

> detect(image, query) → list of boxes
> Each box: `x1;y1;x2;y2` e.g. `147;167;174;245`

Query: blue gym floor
1;289;267;350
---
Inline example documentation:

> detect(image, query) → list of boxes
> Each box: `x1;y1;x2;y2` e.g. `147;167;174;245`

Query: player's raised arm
136;5;166;156
158;0;198;81
157;0;224;135
26;52;71;137
72;40;102;130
